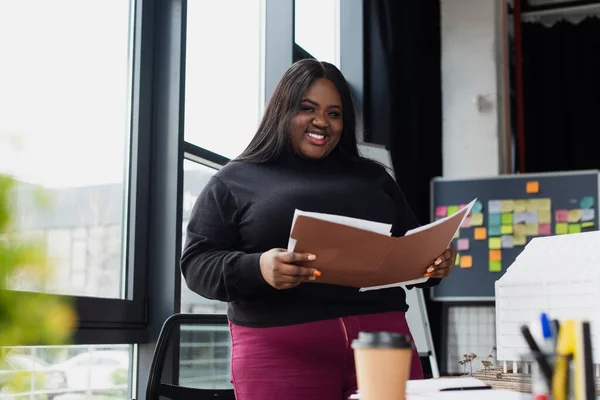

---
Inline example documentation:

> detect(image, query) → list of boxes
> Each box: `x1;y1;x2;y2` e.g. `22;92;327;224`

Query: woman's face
290;78;343;159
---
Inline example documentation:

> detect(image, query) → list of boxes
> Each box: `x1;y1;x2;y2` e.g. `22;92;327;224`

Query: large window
184;0;264;159
294;0;340;65
0;0;132;300
0;1;140;396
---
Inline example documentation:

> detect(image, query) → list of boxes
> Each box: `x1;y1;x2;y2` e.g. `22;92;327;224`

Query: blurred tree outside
0;174;76;393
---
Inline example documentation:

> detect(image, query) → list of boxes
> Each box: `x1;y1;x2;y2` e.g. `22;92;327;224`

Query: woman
181;59;456;400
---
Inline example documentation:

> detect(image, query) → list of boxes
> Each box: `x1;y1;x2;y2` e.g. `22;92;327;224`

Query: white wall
441;0;509;178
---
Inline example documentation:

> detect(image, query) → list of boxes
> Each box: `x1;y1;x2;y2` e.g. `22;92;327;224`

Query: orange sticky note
489;249;502;261
526;181;539;194
460;255;472;268
474;227;487;240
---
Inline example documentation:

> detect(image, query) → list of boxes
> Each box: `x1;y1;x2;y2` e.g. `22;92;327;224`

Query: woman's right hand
259;248;321;290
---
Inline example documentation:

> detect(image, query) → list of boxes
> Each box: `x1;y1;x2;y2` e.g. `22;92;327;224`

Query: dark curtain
522;18;600;172
364;0;443;375
364;0;442;224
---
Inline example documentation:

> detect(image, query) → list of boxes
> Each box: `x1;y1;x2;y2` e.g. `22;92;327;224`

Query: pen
539;313;556;366
439;385;492;392
521;325;554;387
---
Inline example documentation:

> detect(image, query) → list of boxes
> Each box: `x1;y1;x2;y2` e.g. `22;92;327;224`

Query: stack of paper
287;199;476;290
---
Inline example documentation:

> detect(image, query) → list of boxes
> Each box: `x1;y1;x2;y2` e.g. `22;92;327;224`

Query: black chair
146;313;236;400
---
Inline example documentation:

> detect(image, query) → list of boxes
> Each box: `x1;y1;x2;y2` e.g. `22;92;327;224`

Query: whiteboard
358;142;438;373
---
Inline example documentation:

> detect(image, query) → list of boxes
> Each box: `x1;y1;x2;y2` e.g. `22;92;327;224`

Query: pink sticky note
461;216;471;228
457;238;470;251
435;206;447;217
459;204;467;210
555;209;568;222
539;223;551;236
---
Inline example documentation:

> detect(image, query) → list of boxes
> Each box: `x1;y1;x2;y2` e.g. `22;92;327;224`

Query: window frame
2;0;147;344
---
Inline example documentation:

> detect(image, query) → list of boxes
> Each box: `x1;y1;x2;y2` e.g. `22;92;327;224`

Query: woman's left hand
425;243;456;278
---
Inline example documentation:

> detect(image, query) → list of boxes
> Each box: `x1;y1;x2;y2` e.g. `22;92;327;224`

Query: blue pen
539;313;554;356
541;313;552;339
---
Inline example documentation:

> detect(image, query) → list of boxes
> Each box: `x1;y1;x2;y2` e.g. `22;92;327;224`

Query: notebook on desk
348;377;529;399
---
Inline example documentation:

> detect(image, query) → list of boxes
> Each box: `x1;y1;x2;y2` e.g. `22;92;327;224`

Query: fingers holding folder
259;249;321;290
426;243;457;279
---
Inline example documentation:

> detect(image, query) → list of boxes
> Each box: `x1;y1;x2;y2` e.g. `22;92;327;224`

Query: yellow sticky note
526;181;539;194
489;249;502;261
513;235;527;246
526;199;540;212
470;213;484;226
513;224;526;236
501;200;515;213
453;230;460;239
568;224;581;234
489;260;502;272
501;213;513;225
568;209;581;223
501;225;513;235
555;223;568;235
460;255;472;269
474;227;487;240
514;200;527;212
538;210;551;224
489;238;501;250
525;223;539;236
455;254;460;266
538;198;551;211
582;221;595;229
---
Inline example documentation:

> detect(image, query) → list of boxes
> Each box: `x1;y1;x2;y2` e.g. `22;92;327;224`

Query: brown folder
290;204;471;287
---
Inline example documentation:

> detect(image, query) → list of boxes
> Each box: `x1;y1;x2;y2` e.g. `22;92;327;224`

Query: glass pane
181;160;227;314
177;322;232;389
0;1;133;298
295;0;340;65
0;345;132;399
184;1;263;159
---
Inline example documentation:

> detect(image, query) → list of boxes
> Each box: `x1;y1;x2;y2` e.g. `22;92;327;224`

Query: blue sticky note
489;225;502;236
489;213;502;227
580;196;595;209
472;200;483;214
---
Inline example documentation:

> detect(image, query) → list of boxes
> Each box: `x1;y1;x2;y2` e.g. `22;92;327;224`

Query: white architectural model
495;231;600;376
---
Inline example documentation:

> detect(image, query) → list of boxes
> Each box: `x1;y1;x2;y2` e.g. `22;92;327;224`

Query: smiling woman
180;59;456;400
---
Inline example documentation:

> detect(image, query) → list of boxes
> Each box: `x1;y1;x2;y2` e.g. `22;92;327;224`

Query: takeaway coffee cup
351;331;413;400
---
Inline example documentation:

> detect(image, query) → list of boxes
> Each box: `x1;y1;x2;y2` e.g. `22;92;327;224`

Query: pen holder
519;352;573;400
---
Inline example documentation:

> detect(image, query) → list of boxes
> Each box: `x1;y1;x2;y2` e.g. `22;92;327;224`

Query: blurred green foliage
0;174;76;392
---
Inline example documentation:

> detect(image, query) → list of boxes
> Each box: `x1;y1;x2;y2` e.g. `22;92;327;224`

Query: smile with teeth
306;132;326;140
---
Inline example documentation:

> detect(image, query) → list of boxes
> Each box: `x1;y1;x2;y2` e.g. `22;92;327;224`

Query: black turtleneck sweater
181;153;440;327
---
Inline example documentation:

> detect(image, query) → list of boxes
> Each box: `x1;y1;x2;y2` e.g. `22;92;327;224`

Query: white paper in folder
286;210;393;252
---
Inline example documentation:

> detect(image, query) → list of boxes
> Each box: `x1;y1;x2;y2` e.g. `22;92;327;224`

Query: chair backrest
146;313;236;400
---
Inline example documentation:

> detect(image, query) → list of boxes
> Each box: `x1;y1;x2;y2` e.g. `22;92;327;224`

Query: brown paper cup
352;331;413;400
